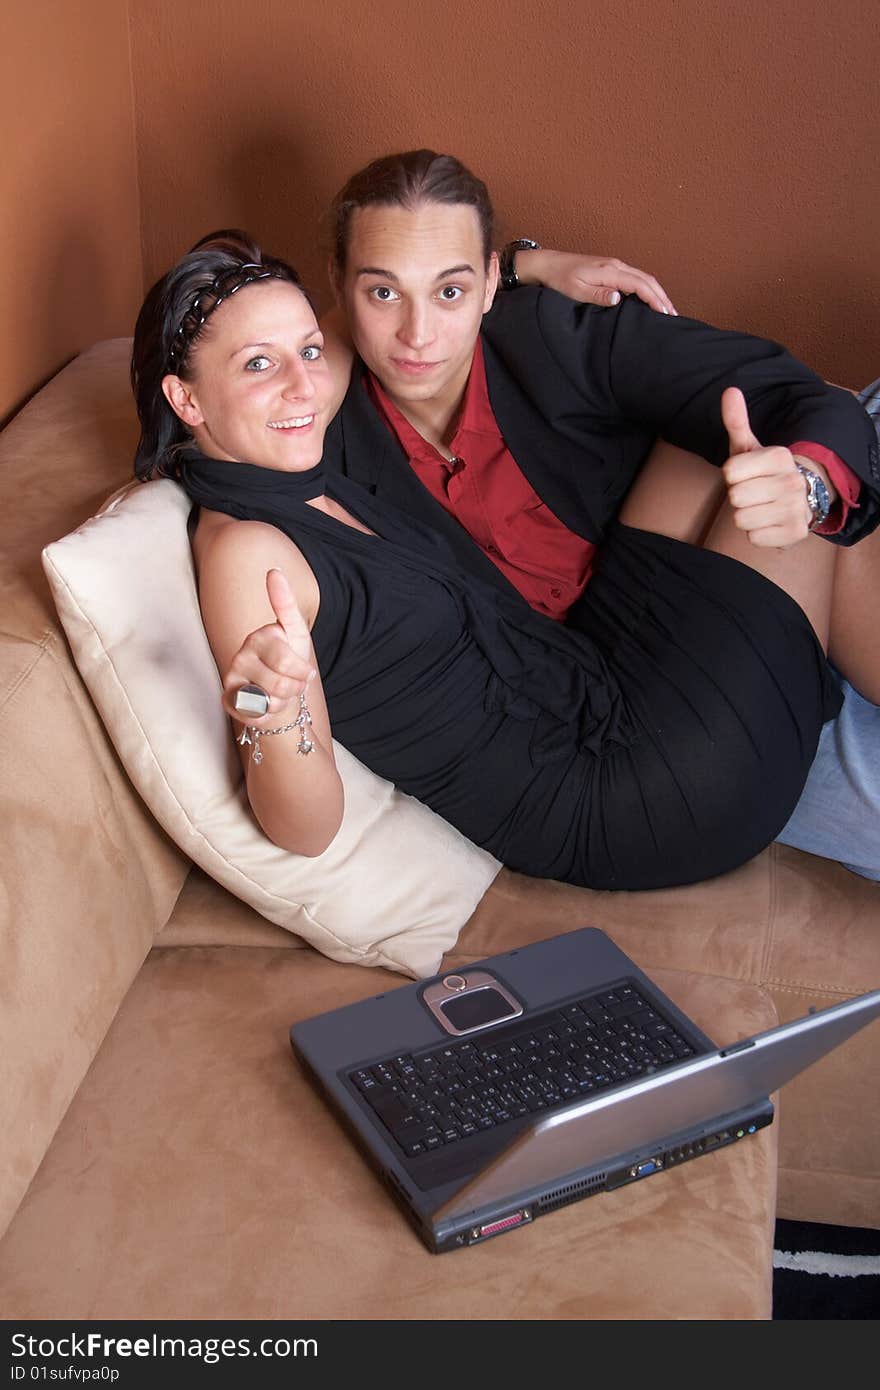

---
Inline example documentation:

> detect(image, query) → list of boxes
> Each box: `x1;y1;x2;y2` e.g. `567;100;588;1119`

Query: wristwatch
795;462;832;530
498;238;542;291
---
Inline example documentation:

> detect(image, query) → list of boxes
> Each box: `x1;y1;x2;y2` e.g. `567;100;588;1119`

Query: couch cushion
42;476;501;980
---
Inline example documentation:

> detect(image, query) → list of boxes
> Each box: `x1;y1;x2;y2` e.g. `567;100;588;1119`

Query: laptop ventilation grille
538;1172;607;1214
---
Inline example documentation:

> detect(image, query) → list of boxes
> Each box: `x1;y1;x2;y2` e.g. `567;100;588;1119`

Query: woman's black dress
180;455;840;891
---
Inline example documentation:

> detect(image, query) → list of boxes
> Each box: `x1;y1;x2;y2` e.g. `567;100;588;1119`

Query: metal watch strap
794;462;831;529
498;238;541;291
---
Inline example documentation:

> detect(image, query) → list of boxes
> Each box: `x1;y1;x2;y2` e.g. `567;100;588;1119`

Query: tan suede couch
1;340;877;1321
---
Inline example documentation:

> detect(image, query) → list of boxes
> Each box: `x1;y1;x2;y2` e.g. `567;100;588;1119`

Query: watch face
798;464;830;524
814;476;830;517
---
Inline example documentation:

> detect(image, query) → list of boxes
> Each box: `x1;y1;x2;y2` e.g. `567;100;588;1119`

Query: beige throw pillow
42;478;500;978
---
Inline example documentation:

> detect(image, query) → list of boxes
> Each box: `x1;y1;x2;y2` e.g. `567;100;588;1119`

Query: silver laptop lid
437;989;880;1223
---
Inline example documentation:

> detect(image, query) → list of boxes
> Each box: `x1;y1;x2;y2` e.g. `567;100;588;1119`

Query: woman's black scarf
178;449;326;513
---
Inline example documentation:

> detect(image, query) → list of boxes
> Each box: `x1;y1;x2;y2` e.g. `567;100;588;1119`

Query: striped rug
773;1219;880;1318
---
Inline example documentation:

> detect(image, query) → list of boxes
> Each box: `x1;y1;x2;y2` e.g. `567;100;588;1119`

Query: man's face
336;201;499;421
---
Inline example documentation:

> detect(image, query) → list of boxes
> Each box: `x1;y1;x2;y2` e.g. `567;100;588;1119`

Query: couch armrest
0;630;188;1240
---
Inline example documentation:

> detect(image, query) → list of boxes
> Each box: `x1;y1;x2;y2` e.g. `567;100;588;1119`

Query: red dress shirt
366;341;858;622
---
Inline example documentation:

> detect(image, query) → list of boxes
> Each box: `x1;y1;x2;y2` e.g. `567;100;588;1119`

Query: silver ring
233;683;270;717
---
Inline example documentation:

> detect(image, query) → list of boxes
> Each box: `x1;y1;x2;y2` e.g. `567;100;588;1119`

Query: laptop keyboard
349;981;697;1160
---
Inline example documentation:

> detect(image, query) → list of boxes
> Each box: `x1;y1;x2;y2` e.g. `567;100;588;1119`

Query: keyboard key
535;1026;559;1043
352;1069;378;1093
645;1020;673;1038
369;1090;413;1131
618;986;642;1002
607;998;642;1018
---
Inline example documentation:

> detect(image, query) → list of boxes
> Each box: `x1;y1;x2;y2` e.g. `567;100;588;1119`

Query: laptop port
468;1209;532;1243
630;1157;663;1178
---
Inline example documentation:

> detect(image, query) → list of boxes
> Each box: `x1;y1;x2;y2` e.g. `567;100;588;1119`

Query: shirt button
487;545;499;556
550;587;561;598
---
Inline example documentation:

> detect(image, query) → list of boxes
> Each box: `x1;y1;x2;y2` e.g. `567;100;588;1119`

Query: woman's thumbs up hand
223;567;317;725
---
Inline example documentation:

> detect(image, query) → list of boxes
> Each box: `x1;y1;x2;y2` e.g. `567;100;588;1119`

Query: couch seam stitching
762;978;865;997
0;628;55;713
759;843;779;986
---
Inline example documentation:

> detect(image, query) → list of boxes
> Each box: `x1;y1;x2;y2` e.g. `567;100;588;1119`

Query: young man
319;148;880;877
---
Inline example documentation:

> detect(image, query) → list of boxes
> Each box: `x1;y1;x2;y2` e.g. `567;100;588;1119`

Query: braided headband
167;264;285;370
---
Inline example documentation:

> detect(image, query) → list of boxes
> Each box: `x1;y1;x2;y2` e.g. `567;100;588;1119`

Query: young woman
130;229;855;892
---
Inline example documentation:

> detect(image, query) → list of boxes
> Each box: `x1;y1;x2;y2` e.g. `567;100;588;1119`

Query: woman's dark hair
329;149;495;274
131;229;305;480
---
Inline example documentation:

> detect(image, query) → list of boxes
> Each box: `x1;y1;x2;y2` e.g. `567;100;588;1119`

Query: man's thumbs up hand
722;386;763;456
720;387;824;548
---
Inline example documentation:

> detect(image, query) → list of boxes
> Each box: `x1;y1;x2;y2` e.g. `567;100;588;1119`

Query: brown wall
4;0;878;424
130;0;879;388
0;1;143;425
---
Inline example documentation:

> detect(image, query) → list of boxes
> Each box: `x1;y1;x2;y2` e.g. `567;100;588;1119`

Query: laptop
289;926;880;1254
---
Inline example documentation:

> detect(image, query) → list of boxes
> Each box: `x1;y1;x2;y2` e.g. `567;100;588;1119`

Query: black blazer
321;289;880;601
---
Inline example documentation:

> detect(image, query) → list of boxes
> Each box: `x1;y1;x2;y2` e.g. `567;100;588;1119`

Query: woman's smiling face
162;279;333;471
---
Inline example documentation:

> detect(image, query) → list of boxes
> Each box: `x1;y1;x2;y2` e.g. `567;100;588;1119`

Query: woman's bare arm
196;519;344;855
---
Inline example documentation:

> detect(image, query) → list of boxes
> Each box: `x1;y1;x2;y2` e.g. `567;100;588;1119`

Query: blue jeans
776;669;880;880
775;378;880;880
